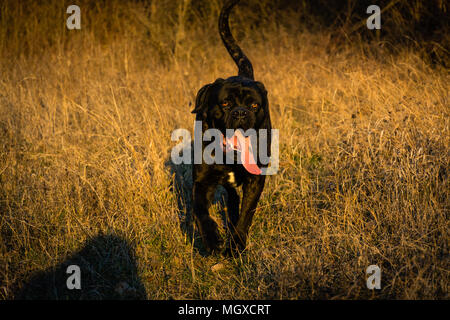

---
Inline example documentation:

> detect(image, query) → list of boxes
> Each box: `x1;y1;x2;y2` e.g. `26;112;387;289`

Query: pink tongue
233;130;262;175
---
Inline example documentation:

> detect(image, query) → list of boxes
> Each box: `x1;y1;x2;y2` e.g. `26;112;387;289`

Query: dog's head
192;76;270;133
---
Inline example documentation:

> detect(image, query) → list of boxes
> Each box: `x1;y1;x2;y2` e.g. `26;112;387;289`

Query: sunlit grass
0;0;448;299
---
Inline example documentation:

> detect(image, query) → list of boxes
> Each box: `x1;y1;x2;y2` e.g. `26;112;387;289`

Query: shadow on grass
165;141;228;257
14;234;146;300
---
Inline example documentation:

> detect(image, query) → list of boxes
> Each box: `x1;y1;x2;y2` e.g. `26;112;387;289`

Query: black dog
191;0;271;255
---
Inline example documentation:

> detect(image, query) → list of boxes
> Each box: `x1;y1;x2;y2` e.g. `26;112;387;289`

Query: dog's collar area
222;130;262;175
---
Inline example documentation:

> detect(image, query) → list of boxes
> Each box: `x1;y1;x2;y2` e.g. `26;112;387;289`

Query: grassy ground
0;0;448;299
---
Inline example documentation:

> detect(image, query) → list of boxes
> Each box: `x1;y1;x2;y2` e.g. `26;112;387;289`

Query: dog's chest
224;170;247;188
228;172;238;187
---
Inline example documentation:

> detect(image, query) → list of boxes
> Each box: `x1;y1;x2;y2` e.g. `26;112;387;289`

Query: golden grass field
0;0;448;299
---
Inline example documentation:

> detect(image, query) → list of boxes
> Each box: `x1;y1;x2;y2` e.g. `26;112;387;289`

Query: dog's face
192;76;270;133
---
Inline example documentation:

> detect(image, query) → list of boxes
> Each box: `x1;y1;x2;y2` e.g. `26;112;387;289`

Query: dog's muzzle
231;107;248;120
226;107;254;131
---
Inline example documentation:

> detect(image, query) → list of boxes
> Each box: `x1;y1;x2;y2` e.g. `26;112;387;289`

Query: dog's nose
231;108;248;120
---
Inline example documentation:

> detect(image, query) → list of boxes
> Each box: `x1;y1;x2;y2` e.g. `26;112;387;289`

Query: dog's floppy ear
255;81;269;114
255;81;267;99
255;81;271;159
191;78;225;119
192;83;213;117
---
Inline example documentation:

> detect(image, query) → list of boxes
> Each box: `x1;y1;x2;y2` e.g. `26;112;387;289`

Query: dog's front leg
229;175;266;252
192;181;222;253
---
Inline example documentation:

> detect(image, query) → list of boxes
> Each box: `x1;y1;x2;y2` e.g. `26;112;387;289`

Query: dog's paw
221;237;246;257
203;231;223;254
221;246;235;257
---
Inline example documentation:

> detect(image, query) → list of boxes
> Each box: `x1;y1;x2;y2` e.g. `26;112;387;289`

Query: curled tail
219;0;254;80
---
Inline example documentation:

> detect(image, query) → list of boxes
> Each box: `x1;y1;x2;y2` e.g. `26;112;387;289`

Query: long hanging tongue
225;130;262;175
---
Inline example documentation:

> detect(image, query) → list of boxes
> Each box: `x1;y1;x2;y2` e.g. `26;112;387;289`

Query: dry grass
0;0;448;299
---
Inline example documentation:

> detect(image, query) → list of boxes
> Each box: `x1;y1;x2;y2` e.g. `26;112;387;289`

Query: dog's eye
251;103;259;109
